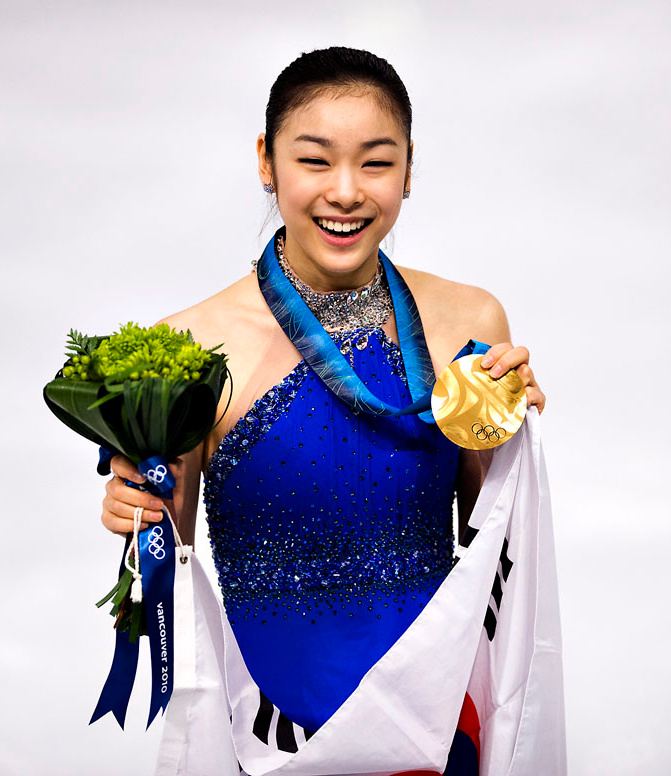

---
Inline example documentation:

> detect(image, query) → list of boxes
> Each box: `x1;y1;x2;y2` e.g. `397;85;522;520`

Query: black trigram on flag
459;525;480;550
455;527;514;642
252;689;315;754
483;536;514;641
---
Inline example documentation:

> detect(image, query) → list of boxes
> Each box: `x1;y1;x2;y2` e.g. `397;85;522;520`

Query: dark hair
265;47;412;163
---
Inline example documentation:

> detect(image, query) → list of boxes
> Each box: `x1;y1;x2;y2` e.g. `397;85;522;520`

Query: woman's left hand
480;343;546;414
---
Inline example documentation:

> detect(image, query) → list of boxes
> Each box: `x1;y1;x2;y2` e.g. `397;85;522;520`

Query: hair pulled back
265;47;412;163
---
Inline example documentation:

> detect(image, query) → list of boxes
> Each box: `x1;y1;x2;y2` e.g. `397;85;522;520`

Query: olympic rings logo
146;464;167;486
147;525;166;560
471;422;507;442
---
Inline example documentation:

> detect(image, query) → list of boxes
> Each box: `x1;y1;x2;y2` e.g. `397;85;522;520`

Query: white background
2;1;669;773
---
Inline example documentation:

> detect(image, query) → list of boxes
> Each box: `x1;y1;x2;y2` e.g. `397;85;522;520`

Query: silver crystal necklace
275;234;392;337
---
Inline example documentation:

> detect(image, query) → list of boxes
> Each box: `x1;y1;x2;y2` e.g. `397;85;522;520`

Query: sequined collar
275;234;392;333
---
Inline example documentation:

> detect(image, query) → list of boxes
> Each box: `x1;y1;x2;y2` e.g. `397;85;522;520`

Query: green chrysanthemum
61;323;215;383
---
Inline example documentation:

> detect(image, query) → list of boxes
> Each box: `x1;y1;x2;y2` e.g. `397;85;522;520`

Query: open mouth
314;217;373;237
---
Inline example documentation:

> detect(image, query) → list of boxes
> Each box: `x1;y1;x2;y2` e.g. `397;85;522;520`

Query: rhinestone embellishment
275;235;393;332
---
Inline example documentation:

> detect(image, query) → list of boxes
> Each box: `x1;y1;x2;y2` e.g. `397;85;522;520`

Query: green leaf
65;329;100;358
109;569;134;616
122;380;148;454
95;577;124;609
43;378;129;455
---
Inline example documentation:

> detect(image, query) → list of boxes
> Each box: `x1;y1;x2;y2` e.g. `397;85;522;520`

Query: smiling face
257;88;411;291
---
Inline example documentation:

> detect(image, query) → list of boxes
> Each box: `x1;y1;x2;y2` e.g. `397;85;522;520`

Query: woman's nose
325;168;364;210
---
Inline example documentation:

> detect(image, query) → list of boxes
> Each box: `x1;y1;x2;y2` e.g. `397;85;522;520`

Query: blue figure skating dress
204;325;460;734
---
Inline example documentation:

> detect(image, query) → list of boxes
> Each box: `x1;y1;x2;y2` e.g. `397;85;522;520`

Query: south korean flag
156;409;566;776
459;409;566;775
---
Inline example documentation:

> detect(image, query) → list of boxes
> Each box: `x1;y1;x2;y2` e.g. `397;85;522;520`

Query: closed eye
363;161;393;167
298;158;329;166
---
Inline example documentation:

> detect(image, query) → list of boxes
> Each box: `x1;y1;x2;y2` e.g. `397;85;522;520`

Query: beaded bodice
204;327;459;731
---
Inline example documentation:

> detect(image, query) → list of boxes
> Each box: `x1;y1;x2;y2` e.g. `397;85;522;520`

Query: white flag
156;409;566;776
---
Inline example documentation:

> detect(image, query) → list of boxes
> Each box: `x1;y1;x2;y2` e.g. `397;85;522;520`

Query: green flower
62;323;218;383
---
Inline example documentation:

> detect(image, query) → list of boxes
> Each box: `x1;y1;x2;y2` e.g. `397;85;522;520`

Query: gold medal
431;355;527;450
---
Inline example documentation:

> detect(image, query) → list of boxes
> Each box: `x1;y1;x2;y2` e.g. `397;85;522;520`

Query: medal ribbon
257;230;489;420
91;452;177;729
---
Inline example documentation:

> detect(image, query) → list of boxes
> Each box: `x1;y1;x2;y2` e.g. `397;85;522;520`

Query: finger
102;484;165;537
487;345;530;378
106;477;165;510
102;500;163;536
480;342;513;369
525;385;546;414
102;501;150;534
514;363;535;387
103;493;164;523
111;454;145;485
102;512;152;537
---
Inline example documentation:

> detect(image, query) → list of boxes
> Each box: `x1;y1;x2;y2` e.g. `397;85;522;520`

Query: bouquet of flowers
44;322;230;727
44;322;227;465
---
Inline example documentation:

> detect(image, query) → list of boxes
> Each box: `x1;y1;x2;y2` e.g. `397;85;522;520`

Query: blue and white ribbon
91;452;179;729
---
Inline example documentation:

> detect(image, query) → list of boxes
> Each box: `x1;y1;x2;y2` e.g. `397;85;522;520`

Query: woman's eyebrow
294;134;333;147
360;137;398;150
293;135;398;150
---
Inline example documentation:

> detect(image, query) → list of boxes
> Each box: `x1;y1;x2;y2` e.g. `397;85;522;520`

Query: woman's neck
281;232;380;292
276;233;392;333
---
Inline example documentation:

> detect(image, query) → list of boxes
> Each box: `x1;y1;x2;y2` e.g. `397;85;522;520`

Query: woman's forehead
278;89;406;147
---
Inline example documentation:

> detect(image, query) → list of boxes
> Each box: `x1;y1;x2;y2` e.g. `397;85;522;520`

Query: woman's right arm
101;443;202;546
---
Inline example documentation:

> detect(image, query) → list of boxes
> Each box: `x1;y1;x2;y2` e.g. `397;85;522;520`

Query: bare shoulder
397;266;511;369
156;271;294;467
157;272;278;351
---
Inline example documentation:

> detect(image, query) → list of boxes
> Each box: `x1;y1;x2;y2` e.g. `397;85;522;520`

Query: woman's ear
404;140;413;193
257;133;274;187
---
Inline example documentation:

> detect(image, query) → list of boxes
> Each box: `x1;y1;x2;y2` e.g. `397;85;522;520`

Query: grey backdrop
2;1;669;773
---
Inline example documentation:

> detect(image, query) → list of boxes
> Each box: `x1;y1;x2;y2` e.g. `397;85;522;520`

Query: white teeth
317;218;367;233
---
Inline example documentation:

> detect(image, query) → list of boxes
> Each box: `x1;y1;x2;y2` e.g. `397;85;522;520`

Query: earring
263;182;276;194
403;189;411;199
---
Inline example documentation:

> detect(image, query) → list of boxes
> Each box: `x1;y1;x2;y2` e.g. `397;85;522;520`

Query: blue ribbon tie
91;453;177;728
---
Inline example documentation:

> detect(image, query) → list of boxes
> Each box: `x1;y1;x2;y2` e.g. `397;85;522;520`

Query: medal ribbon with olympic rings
257;229;493;428
257;229;438;422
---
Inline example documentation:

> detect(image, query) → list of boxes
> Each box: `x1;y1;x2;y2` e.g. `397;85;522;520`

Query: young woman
102;47;545;773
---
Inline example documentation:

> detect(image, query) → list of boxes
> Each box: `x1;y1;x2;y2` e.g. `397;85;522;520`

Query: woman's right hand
102;455;167;536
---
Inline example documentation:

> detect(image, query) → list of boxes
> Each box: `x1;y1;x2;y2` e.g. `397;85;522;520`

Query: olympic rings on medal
471;422;507;443
147;525;166;560
146;464;168;486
